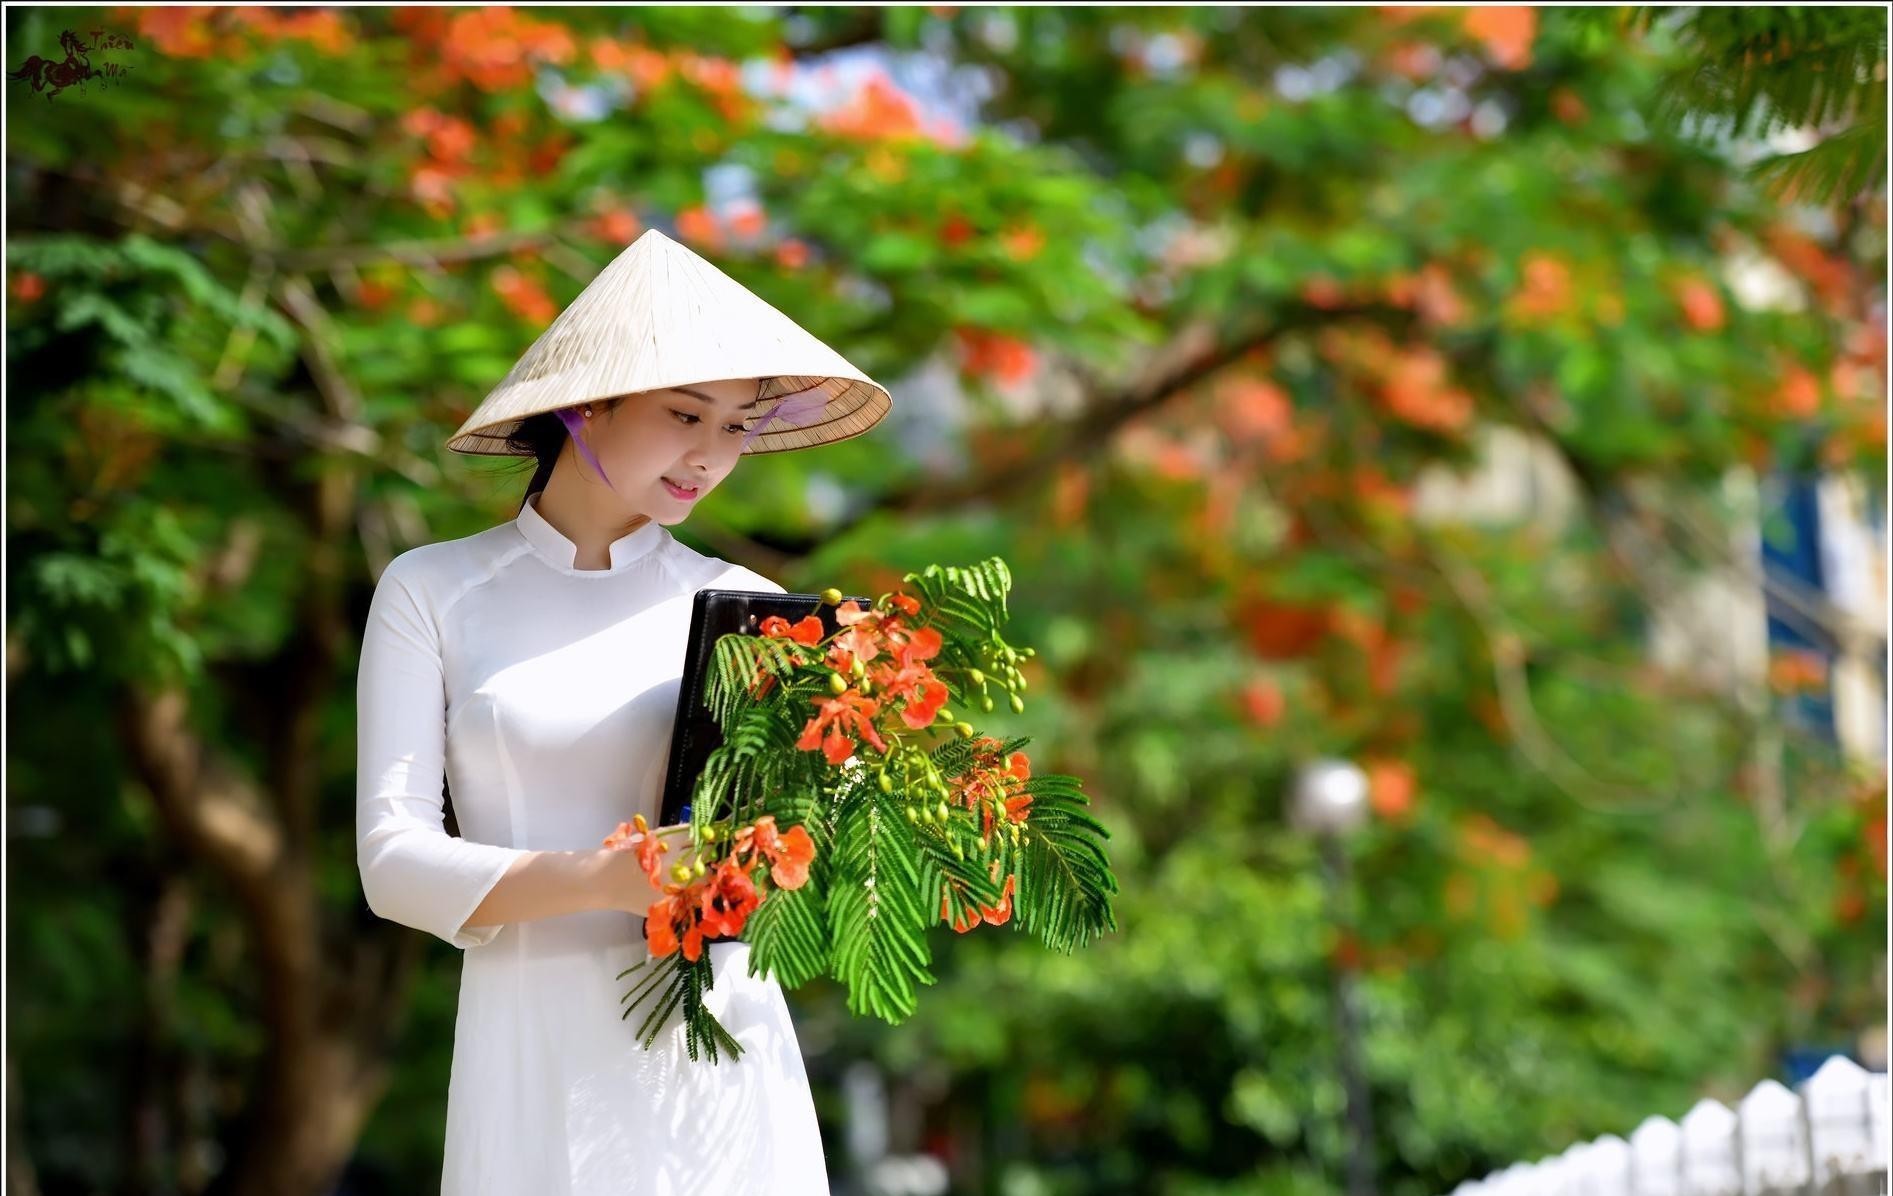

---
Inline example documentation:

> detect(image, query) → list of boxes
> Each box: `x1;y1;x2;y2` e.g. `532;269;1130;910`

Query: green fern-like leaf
827;781;937;1023
1750;119;1889;204
704;633;814;729
1586;6;1891;204
1011;774;1119;953
914;811;1010;918
743;786;835;987
691;694;807;832
618;945;747;1064
904;558;1013;638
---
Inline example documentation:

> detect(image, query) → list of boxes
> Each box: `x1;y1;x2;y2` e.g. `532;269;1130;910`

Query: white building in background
1412;422;1890;769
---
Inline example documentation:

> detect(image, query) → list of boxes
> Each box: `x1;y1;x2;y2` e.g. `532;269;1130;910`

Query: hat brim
445;374;890;456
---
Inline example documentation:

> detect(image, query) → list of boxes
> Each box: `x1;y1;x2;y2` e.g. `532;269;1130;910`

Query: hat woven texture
446;228;890;456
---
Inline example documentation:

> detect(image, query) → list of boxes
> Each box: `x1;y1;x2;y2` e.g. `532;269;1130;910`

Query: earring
583;407;594;418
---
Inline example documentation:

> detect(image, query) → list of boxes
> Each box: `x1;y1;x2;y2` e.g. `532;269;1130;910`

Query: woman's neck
534;468;652;571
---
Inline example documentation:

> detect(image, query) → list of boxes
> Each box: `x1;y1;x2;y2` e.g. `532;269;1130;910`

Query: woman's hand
597;845;672;916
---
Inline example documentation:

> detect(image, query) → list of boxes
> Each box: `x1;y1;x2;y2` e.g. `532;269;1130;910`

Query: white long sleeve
355;555;526;949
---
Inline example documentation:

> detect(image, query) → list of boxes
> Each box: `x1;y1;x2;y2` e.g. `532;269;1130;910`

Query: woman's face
573;378;766;523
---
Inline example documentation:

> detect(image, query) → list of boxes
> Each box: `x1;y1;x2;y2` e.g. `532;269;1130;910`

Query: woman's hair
506;396;627;515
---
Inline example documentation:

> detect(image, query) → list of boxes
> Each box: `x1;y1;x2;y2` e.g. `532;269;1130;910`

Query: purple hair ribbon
742;384;832;448
555;406;620;496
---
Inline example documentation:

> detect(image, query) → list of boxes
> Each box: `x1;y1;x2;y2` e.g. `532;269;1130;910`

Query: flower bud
956;722;975;738
937;707;955;723
829;671;849;695
692;859;707;877
671;863;692;883
878;769;894;793
1014;674;1028;692
935;799;949;821
981;694;995;713
1010;693;1025;713
904;805;919;823
821;587;844;605
968;668;985;686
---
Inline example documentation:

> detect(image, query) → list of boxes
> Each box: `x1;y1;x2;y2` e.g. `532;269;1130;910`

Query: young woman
355;229;890;1195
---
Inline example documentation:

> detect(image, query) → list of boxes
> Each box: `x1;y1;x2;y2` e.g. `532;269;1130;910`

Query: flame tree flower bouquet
600;558;1119;1064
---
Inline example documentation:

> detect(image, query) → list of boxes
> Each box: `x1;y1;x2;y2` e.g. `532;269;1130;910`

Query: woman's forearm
461;846;672;930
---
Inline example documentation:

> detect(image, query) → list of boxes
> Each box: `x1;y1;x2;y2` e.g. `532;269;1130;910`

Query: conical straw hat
446;227;891;456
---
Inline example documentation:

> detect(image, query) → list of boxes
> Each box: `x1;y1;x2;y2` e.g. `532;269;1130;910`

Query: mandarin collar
515;490;664;574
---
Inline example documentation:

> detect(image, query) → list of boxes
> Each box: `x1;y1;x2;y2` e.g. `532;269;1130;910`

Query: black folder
658;588;873;829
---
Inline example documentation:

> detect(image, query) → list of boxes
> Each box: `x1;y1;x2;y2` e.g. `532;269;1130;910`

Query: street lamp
1289;757;1376;1196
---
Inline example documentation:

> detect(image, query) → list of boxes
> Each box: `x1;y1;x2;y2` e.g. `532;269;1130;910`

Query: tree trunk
116;685;416;1196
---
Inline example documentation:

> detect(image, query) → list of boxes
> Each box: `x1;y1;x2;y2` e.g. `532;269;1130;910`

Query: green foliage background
5;6;1886;1196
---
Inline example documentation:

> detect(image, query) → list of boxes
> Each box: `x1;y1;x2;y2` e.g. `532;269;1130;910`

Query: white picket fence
1445;1056;1891;1195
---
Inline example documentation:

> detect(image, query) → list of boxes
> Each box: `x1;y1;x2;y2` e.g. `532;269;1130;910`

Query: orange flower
676;204;722;249
356;279;398;311
1508;251;1573;322
767;823;816;889
1300;274;1347;309
1674;276;1726;332
1217;377;1294;444
1001;223;1045;261
980;873;1016;927
1768;647;1828;693
795;691;888;765
1000;752;1033;827
438;5;576;92
1239;679;1285;728
885;620;942;668
1550;86;1588;125
602;813;670;884
1457;814;1531;868
1769;365;1823;420
1367;759;1417;821
1461;6;1536;70
863;620;947;728
731;815;818;890
939;212;975;248
726;203;767;239
955;328;1038;385
646;879;707;960
491;265;557;324
873;658;950;730
775;238;809;270
592;207;642;245
942;858;1016;933
1380;345;1474;433
818;71;928;142
949;737;1034;840
760;613;824;646
697;857;761;939
825;602;887;671
941;887;982;933
749;664;778;699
